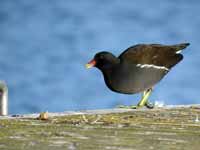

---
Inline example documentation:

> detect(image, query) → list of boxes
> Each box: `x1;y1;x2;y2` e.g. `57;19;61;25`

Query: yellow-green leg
136;88;154;108
118;88;154;109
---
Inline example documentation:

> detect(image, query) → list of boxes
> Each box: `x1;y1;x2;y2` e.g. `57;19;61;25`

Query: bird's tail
172;43;190;53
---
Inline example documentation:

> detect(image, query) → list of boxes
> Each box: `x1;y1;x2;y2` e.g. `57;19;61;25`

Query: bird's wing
118;43;189;68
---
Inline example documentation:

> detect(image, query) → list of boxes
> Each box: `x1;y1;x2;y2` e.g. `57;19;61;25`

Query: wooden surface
0;105;200;150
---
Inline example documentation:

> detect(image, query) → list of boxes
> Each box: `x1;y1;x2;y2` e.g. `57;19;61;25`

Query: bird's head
86;51;118;70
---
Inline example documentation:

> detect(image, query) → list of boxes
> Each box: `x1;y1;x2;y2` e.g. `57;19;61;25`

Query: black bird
86;43;190;108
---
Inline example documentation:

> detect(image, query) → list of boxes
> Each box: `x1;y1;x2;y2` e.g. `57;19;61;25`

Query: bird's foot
117;88;155;109
117;104;147;109
117;102;155;109
117;105;138;109
145;101;155;109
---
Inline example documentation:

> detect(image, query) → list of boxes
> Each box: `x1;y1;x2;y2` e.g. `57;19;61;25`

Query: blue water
0;0;199;114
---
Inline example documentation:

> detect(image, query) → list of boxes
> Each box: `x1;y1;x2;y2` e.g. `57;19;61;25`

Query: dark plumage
86;43;190;108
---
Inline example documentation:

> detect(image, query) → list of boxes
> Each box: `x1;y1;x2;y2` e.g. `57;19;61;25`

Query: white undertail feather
136;64;169;71
176;50;182;54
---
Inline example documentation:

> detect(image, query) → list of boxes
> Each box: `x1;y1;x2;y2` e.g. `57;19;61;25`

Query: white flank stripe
136;64;169;71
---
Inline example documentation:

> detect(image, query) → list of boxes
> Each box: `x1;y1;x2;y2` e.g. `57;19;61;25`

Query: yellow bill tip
85;59;96;69
85;63;93;69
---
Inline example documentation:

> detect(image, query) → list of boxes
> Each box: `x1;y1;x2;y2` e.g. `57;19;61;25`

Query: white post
0;81;8;116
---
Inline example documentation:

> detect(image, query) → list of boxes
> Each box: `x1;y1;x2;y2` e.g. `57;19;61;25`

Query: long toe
117;105;130;109
117;105;137;109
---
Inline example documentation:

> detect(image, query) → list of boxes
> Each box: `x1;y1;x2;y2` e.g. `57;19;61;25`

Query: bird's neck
100;62;119;88
99;59;119;75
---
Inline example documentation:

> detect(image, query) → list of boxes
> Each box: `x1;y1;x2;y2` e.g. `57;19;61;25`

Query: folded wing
118;43;190;69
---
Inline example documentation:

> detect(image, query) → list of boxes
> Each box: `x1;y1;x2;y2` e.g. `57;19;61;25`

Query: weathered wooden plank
0;105;200;150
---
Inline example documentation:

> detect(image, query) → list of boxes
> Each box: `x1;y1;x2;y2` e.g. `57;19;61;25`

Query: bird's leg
118;88;154;109
136;88;154;109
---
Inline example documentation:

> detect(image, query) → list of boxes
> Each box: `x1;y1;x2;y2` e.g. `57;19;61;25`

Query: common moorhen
86;43;190;108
